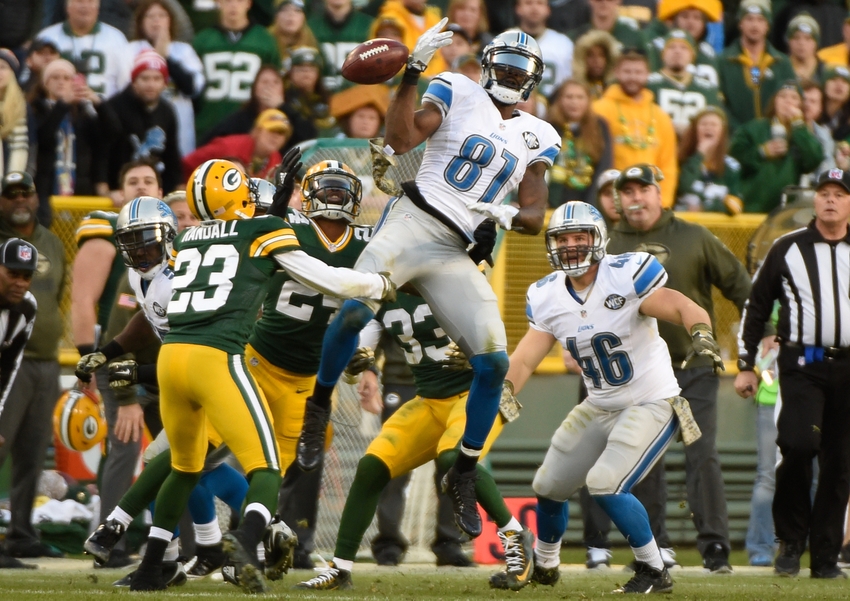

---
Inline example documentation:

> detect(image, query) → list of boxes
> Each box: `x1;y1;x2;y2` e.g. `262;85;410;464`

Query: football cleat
442;467;481;538
297;399;330;471
129;560;167;591
613;562;673;594
222;530;268;594
263;517;298;581
84;519;126;565
114;561;186;588
531;564;560;586
184;543;226;579
295;561;353;590
487;528;535;590
586;547;612;569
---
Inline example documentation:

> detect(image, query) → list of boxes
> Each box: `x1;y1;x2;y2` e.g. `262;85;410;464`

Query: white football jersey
417;72;561;242
129;267;174;341
526;253;680;411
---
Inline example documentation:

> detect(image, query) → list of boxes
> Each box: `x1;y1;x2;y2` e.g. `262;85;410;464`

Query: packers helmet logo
83;416;100;440
222;169;243;192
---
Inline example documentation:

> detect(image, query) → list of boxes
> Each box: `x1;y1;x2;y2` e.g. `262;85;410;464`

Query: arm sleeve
0;313;35;419
274;250;386;300
165;57;197;97
728;122;762;175
358;318;384;351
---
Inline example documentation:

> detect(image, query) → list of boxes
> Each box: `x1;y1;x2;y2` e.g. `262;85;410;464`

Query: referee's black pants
775;347;850;569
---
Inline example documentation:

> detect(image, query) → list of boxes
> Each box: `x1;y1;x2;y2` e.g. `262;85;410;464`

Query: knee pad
469;351;509;387
532;465;567;501
338;299;375;333
586;463;619;496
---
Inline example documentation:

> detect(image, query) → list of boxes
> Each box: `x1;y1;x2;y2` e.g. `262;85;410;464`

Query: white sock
632;539;664;571
149;526;173;543
498;517;523;533
535;540;561;569
332;557;353;572
164;538;179;562
194;519;222;546
256;542;265;563
244;503;272;526
107;507;133;529
460;444;481;458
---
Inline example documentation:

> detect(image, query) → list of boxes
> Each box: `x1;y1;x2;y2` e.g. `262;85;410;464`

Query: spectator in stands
718;0;795;132
129;0;206;156
179;0;275;34
101;51;181;197
440;25;473;75
817;13;850;68
451;53;481;82
546;79;612;206
571;30;618;100
373;17;405;44
567;0;643;49
284;46;333;134
29;59;108;227
37;0;133;98
594;167;620;226
183;108;290;180
372;0;448;77
192;0;280;140
20;39;61;95
514;0;573;100
802;80;836;182
270;0;317;65
646;0;722;85
308;0;373;94
446;0;491;55
647;30;722;136
329;84;388;139
819;66;850;141
0;50;30;179
592;50;678;207
676;106;743;214
787;13;825;84
730;82;823;213
0;0;40;62
0;172;66;561
608;163;751;575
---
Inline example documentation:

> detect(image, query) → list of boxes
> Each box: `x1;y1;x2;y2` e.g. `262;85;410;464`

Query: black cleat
114;561;186;588
703;542;733;574
296;399;330;471
263;517;298;581
442;467;481;538
129;560;167;591
184;543;226;579
222;530;267;593
774;540;805;577
0;554;36;569
531;564;560;586
811;564;848;579
295;561;353;590
613;561;673;594
84;519;126;565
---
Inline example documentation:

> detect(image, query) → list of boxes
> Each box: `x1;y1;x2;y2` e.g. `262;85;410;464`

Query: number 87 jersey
525;252;681;411
416;72;561;241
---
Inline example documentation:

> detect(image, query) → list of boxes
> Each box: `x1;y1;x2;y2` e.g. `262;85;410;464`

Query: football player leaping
499;198;724;594
128;159;395;593
296;21;561;539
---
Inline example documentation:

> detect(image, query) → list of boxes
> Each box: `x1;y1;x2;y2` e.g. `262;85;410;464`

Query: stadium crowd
0;0;849;593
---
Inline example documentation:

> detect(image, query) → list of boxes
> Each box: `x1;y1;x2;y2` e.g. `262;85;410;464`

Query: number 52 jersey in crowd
525;252;680;411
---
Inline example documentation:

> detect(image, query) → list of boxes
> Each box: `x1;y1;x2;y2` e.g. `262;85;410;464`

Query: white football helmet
249;178;276;215
545;201;608;277
115;196;177;280
480;31;544;105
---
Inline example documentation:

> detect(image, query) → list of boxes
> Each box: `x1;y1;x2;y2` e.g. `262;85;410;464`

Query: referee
736;168;850;579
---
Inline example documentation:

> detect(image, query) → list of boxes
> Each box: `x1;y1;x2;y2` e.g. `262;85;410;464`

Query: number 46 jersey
525;252;680;411
416;72;561;241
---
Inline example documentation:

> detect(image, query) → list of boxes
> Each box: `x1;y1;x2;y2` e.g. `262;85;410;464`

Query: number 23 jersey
417;72;561;241
526;252;680;411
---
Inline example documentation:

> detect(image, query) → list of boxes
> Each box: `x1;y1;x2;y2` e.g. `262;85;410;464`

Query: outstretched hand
269;146;303;218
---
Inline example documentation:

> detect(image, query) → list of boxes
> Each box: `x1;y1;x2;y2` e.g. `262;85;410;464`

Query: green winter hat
786;13;820;44
737;0;772;24
663;28;696;53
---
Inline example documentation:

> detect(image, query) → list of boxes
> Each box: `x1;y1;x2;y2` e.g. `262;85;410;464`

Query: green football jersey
192;24;281;138
377;292;473;400
165;216;299;354
75;210;126;333
647;71;722;131
249;210;372;374
307;11;373;93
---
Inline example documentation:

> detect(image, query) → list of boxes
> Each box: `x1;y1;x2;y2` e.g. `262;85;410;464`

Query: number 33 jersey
417;72;561;241
525;252;680;411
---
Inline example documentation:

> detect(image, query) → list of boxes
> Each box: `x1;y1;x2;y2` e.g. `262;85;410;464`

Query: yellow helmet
300;160;362;223
186;159;255;221
53;388;107;452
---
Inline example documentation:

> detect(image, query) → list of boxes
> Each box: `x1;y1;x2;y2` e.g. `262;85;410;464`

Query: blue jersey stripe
423;78;453;113
532;145;560;166
633;256;664;297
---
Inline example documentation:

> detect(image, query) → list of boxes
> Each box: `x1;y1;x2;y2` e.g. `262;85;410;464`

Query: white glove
467;202;520;230
407;17;453;72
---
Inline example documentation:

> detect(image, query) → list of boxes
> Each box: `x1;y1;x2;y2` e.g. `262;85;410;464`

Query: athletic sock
118;450;173;518
535;540;561;569
334;454;391;560
454;447;479;473
239;508;270;550
164;538;179;562
332;557;353;572
152;470;202;534
536;497;569;544
141;533;169;567
498;517;522;533
593;493;654;548
194;519;222;546
459;352;509;453
107;506;134;529
632;539;664;571
187;482;216;525
473;463;512;526
201;463;249;513
243;469;281;517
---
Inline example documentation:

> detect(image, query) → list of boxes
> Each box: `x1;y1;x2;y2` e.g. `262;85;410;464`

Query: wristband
76;344;96;357
402;67;421;86
98;339;126;361
138;364;158;385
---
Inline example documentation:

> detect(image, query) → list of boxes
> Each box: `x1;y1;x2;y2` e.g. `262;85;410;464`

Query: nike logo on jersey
296;388;309;394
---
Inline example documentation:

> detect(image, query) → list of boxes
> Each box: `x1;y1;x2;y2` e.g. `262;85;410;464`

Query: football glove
108;360;138;388
378;271;397;302
369;137;401;196
466;202;519;230
75;351;108;383
442;341;471;371
342;347;375;384
407;17;453;72
683;323;725;372
468;220;497;267
499;380;522;423
269;146;303;218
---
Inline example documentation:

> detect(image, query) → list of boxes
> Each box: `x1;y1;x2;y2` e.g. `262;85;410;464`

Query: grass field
0;549;847;601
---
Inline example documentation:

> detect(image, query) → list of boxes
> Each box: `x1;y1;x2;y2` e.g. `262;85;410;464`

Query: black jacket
0;292;36;419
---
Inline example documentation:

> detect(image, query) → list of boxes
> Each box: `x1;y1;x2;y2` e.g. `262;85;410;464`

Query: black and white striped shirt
0;291;36;417
739;222;850;367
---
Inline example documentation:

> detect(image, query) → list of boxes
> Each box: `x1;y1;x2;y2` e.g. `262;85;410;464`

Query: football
341;38;409;85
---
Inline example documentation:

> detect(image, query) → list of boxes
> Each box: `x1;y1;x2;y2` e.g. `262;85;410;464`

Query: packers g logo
222;169;243;192
82;416;100;441
626;167;643;178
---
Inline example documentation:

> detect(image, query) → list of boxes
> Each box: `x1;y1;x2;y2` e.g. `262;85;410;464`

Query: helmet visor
489;50;541;90
116;227;167;273
306;173;361;206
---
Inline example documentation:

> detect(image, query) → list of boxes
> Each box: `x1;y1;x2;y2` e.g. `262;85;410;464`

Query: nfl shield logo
17;246;31;262
829;168;844;180
580;310;587;318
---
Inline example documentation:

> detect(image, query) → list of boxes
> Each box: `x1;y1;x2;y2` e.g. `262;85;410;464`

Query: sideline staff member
736;168;850;579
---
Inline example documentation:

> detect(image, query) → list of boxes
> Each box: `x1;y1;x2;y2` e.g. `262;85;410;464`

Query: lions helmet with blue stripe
301;160;362;223
480;30;544;105
546;201;608;276
115;196;177;281
249;177;276;215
